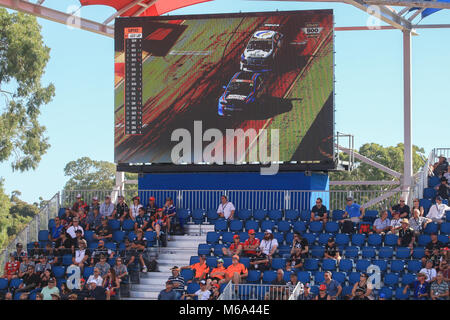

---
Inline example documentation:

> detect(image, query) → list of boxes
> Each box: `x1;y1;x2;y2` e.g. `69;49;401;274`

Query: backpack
342;220;355;234
359;224;371;234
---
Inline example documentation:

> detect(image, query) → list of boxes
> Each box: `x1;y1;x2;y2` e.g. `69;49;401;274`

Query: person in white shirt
259;230;278;258
87;267;103;286
182;280;211;300
419;260;437;283
427;196;450;223
66;218;84;239
130;196;143;220
388;211;402;234
217;195;235;220
372;210;391;235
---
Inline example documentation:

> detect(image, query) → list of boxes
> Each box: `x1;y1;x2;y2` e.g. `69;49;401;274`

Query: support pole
402;30;413;203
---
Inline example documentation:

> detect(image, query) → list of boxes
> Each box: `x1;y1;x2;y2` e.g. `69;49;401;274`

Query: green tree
0;179;12;249
0;9;55;171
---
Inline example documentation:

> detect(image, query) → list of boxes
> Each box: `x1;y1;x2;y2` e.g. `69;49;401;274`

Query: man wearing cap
72;194;87;213
91;240;114;265
403;272;430;300
158;280;178;300
430;272;449;300
225;255;248;284
146;196;159;217
397;218;415;250
419;260;437;283
168;266;185;298
13;243;27;263
391;197;411;219
93;217;113;241
427;196;450;223
66;217;84;239
181;255;209;283
100;196;116;220
210;283;221;300
432;155;448;177
222;234;243;257
388;211;402;235
249;247;270;277
89;196;100;213
209;259;227;285
243;229;260;257
86;281;107;300
423;232;445;267
315;284;331;300
341;197;365;224
182;279;211;300
114;195;129;221
217;195;235;221
86;207;102;231
324;237;341;264
297;283;315;300
41;277;60;300
260;230;278;258
73;239;91;271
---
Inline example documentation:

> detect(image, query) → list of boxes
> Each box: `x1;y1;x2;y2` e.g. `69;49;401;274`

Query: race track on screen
114;12;333;164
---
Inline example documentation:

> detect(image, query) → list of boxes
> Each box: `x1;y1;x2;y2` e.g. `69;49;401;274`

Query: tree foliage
0;9;55;171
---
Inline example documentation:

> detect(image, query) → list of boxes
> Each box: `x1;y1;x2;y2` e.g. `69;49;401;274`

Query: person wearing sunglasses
391;197;411;219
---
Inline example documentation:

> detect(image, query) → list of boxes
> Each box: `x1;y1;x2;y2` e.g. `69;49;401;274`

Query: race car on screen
218;71;264;116
240;30;284;71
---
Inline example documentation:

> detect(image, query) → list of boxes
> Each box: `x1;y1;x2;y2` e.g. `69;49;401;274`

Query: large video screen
114;10;335;173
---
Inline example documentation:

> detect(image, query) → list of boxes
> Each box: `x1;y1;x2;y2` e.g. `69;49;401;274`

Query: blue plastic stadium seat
325;222;339;234
322;259;337;271
223;257;232;268
309;221;323;233
293;221;306;233
277;220;291;233
297;271;311;284
271;258;285;270
192;209;206;224
240;257;250;269
261;220;275;233
262;270;277;284
207;209;219;223
373;259;388;272
424;222;438;234
10;278;23;289
310;285;319;296
418;234;431;247
384;234;398;247
62;254;73;266
332;271;346;284
348;272;361;284
407;260;422;273
215;219;228;232
361;247;376;259
446;211;450;222
238;232;249;243
285;210;299;222
189;256;200;265
108;219;121;231
412;248;425;259
268;210;283;221
342;285;353;297
177;209;191;221
198;244;211;256
438;235;449;245
304;259;319;271
181;269;194;281
318;233;333;246
247;270;261;283
313;271;325;284
112;231;125;243
38;230;49;242
351;234;366;247
229;220;243;232
253;210;268;221
83;267;94;279
379;287;393;299
401;273;416;286
88;241;98;249
206;256;217;269
0;278;8;291
278;245;291;256
395;287;410;300
58;208;66;218
127;231;137;242
344;246;359;259
339;259;353;273
440;222;450;235
383;273;399;288
221;232;234;244
273;232;284;245
355;259;370;273
255;232;265;241
311;246;325;258
423;187;436;199
367;234;382;247
390;260;405;273
105;242;116;252
364;210;379;223
145;231;156;244
379;247;394;259
335;233;350;246
302;233;316;246
122;219;135;232
237;209;252;221
285;233;294;244
300;210;311;222
48;219;56;230
187;282;200;294
214;244;225;256
332;210;345;221
206;232;220;244
396;247;411;259
428;176;441;188
245;220;259;233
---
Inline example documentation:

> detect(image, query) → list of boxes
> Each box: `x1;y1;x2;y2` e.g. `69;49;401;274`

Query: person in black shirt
90;240;114;265
391;198;411;219
397;219;415;249
120;239;137;268
249;247;270;274
114;196;129;221
288;249;303;272
310;197;328;225
93;217;113;242
55;232;74;256
89;197;101;214
29;242;44;264
324;237;341;263
16;265;41;293
146;196;158;218
436;177;450;201
132;229;148;272
290;232;309;258
422;233;444;266
86;281;107;300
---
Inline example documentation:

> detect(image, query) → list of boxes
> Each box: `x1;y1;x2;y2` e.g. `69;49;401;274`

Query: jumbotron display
114;10;335;172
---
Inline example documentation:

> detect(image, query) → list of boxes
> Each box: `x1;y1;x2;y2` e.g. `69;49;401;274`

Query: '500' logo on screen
302;23;323;37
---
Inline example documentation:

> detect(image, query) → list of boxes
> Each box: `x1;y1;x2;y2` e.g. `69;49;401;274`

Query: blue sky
0;0;449;203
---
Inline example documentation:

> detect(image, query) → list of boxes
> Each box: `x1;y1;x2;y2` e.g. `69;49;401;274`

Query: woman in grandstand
351;272;374;300
412;198;425;217
129;196;143;220
60;283;72;300
103;268;120;300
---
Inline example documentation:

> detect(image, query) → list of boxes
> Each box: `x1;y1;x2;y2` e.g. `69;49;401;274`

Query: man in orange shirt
243;229;260;257
222;235;243;256
208;258;227;286
225;255;248;284
181;255;210;283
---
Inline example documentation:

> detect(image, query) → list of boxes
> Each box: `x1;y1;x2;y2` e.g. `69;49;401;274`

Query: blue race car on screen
218;71;264;116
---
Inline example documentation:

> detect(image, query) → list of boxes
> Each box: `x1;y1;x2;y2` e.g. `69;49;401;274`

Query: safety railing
288;282;304;300
218;283;294;300
0;192;59;269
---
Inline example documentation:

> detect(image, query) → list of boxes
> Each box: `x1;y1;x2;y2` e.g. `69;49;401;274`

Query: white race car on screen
240;30;284;72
